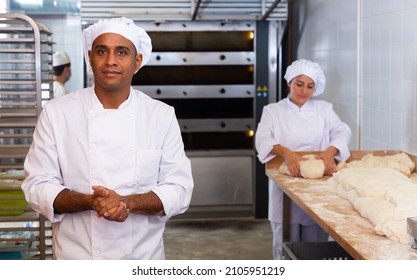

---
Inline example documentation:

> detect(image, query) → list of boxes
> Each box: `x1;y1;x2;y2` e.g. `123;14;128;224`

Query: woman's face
288;74;315;107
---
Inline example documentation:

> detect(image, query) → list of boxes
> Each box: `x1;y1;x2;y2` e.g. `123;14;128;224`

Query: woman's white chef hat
283;59;326;96
53;52;70;67
83;17;152;70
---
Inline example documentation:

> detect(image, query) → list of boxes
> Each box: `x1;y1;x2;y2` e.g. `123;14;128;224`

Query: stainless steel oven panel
179;118;254;132
133;21;256;32
189;155;253;207
136;85;254;99
148;52;254;65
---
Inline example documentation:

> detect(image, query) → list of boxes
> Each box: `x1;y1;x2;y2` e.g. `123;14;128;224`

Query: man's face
65;66;71;83
88;32;142;93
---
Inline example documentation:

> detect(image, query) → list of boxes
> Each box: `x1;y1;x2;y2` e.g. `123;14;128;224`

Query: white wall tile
297;0;417;154
403;44;417;81
389;79;404;115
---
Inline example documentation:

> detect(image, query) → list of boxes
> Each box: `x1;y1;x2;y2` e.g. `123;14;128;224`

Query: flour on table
329;166;417;244
279;154;325;179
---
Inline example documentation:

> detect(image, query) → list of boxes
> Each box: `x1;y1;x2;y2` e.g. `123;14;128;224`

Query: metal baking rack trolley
0;13;53;259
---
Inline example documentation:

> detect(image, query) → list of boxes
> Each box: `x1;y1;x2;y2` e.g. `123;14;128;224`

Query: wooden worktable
266;150;417;260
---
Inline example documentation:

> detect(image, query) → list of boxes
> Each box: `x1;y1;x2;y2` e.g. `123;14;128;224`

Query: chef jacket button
93;250;100;257
128;145;134;151
90;143;97;150
128;111;134;117
89;111;96;117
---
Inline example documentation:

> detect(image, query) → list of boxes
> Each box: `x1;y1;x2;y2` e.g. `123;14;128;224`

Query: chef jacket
53;80;68;98
255;97;351;225
22;87;194;259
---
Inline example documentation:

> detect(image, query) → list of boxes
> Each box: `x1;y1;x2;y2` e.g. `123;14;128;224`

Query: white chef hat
284;59;326;96
83;17;152;70
53;52;70;67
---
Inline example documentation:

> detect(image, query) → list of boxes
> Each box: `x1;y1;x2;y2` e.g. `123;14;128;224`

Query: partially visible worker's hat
82;17;152;71
53;52;71;67
284;59;326;96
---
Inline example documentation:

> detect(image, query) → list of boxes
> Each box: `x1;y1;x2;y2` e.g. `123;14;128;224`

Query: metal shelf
0;13;53;260
80;0;288;22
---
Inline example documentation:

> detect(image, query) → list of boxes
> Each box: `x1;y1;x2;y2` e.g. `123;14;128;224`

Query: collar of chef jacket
90;85;134;110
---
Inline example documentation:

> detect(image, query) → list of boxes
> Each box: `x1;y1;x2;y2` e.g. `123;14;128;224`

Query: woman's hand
272;145;306;177
284;151;300;177
316;146;339;175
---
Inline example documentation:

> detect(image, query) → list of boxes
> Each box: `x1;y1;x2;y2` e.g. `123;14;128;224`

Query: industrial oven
141;21;255;218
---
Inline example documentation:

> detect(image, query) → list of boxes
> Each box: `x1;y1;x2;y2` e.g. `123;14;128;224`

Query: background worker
52;51;71;98
255;59;351;259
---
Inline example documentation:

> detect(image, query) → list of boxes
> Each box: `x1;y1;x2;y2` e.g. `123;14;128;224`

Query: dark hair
53;63;70;76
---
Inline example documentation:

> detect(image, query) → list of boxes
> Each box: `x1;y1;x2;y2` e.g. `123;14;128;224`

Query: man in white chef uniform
255;59;351;260
22;17;194;260
52;51;71;98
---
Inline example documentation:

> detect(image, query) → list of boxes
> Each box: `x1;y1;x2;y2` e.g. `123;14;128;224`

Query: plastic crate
0;231;33;260
0;190;27;216
0;178;26;216
282;241;353;260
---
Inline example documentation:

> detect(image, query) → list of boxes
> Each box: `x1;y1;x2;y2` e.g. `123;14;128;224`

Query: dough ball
300;154;325;179
278;154;325;179
278;160;290;175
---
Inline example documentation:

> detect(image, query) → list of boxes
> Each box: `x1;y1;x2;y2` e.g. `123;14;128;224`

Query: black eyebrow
93;45;132;52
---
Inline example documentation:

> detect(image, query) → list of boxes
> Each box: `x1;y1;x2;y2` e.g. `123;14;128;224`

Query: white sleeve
150;108;194;219
21;105;67;222
255;106;280;164
327;105;352;162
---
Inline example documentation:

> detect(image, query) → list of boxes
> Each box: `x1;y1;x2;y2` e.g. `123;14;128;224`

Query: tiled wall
37;15;84;94
296;0;417;155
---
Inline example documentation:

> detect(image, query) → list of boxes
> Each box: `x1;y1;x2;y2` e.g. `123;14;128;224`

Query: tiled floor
164;218;273;260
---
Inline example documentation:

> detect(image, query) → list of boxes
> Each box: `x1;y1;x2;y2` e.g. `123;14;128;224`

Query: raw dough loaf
329;167;417;244
279;154;325;179
336;152;415;176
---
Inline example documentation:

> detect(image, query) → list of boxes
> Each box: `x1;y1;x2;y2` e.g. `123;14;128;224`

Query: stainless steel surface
187;149;254;157
0;13;53;260
137;85;254;99
187;155;253;217
0;13;53;171
0;145;30;158
135;20;258;31
81;0;288;22
147;51;255;66
178;118;254;132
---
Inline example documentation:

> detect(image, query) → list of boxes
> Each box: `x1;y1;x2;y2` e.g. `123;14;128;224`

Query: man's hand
92;185;129;222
